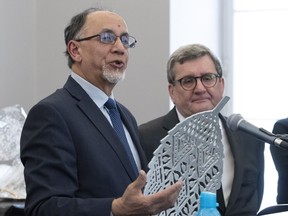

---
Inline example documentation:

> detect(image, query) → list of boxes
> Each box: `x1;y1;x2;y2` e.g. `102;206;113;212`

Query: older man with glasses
139;44;265;216
20;7;183;216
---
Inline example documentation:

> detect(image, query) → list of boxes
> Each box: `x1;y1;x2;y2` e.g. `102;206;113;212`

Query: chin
103;71;125;84
194;105;213;114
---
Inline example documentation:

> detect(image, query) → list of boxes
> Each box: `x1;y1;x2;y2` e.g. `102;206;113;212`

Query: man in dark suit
20;7;182;216
139;44;265;216
270;118;288;204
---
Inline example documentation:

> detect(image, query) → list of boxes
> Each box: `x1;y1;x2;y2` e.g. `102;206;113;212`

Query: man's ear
168;84;175;103
67;40;82;63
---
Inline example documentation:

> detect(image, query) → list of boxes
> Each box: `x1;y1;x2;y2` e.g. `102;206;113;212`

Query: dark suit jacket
270;118;288;204
139;107;265;216
20;76;148;216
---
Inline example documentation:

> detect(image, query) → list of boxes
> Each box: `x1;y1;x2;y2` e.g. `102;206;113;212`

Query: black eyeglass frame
173;73;221;91
75;32;137;48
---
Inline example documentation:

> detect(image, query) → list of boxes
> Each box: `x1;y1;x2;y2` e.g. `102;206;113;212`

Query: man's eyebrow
100;28;113;33
100;28;129;35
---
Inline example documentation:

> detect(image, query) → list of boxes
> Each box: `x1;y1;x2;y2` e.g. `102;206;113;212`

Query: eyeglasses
75;31;137;48
173;73;220;91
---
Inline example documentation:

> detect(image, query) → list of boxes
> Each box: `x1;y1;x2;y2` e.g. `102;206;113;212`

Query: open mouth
110;60;124;68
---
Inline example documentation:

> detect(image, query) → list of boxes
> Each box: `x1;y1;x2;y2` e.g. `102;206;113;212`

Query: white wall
0;0;170;124
0;0;36;111
0;1;221;124
170;0;221;54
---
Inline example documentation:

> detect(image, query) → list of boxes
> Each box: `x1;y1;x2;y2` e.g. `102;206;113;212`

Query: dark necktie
105;98;138;176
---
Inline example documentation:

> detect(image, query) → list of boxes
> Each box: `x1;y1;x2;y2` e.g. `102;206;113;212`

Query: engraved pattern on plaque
144;96;230;216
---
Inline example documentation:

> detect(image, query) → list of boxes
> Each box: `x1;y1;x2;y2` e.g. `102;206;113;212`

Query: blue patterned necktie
105;98;138;176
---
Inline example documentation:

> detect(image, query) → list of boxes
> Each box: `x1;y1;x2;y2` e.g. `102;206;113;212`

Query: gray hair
167;44;223;83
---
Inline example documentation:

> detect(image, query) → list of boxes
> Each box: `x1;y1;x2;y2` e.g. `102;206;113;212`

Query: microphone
227;114;288;150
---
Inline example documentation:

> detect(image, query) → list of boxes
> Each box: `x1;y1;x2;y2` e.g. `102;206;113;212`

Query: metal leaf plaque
144;96;230;216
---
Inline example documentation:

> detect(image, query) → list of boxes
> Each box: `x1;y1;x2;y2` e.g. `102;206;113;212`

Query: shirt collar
71;72;114;108
175;107;186;122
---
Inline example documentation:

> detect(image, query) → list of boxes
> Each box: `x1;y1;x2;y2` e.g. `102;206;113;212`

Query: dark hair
167;44;223;84
64;8;102;68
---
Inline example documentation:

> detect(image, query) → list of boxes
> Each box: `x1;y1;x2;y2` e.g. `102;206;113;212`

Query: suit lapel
220;116;245;211
162;107;180;131
64;77;138;180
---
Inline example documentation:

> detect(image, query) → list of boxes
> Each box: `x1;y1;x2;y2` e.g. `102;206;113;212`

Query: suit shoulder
273;118;288;134
276;118;288;125
34;88;70;107
139;115;166;132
